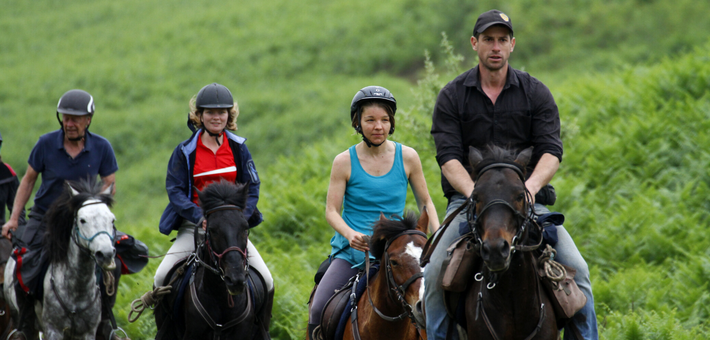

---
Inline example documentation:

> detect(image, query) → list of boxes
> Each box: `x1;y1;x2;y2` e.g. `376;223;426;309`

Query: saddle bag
441;234;479;293
536;253;587;323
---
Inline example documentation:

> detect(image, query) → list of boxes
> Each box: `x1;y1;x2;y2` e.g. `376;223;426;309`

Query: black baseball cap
473;9;513;37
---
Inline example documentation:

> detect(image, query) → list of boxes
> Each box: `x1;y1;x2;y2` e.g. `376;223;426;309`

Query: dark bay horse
464;146;557;339
4;179;116;340
155;181;268;339
342;210;429;340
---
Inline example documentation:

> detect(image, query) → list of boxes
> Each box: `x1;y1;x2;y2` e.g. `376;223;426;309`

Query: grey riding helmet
195;83;234;109
350;86;397;134
55;89;95;127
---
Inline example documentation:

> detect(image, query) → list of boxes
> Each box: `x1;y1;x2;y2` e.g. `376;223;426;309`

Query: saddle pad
334;264;379;340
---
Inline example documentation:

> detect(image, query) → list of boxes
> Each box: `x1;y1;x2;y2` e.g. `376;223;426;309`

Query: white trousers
153;220;273;291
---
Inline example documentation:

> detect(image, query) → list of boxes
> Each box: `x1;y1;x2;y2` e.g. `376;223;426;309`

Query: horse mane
198;181;248;212
471;145;527;179
369;211;418;260
44;178;114;265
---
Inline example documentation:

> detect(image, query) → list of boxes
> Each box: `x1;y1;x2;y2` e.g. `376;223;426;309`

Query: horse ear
100;183;114;196
514;147;534;168
468;146;483;169
416;207;429;234
379;212;387;221
69;182;80;197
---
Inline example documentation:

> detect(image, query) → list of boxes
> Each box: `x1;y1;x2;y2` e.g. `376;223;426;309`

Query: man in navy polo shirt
2;89;120;340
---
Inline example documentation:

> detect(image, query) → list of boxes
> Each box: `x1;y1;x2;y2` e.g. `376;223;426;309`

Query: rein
352;230;428;340
189;203;253;335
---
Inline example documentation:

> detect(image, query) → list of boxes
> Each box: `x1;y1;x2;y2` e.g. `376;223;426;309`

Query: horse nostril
500;240;511;258
481;242;491;260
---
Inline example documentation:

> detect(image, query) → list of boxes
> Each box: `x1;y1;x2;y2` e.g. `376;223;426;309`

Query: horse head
370;209;428;316
46;179;116;271
198;181;250;296
468;145;532;273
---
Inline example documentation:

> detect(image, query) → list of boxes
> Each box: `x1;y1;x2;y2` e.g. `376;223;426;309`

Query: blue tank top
330;142;408;268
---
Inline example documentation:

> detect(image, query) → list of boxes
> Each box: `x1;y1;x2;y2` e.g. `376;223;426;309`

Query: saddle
311;265;379;340
155;258;267;340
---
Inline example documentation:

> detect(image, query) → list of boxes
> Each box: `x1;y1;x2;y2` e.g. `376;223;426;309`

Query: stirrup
6;329;26;340
110;327;130;340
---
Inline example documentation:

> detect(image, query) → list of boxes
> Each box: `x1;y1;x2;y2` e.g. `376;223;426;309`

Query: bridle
195;204;249;280
465;162;543;265
467;163;548;340
352;229;428;340
188;204;253;337
72;200;115;255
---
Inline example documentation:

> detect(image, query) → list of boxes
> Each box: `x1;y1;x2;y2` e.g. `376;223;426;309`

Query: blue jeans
423;195;598;340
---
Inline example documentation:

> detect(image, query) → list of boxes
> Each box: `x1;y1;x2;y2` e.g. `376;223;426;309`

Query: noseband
466;163;542;256
198;204;249;279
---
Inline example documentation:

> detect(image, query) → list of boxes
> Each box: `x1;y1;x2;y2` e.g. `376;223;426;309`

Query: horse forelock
370;211;419;260
199;181;248;212
471;145;526;180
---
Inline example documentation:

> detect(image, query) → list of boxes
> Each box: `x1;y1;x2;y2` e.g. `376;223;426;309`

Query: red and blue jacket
159;129;262;235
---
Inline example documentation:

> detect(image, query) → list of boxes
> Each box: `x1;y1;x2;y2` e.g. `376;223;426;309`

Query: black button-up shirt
431;65;563;199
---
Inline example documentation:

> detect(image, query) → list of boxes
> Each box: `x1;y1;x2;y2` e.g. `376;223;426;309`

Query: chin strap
361;134;385;148
356;126;385;148
206;130;224;146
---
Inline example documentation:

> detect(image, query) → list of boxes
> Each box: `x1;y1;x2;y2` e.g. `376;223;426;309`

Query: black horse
463;146;558;339
155;181;271;340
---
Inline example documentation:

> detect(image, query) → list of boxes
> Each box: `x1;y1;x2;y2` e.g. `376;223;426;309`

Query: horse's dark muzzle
481;238;511;272
224;274;247;295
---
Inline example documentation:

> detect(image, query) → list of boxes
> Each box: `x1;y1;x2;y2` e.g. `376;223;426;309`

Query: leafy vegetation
1;0;710;338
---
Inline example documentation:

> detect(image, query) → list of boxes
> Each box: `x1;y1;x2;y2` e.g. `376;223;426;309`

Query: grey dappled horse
4;180;116;339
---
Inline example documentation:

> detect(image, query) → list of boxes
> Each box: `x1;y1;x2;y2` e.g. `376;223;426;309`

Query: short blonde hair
188;95;239;131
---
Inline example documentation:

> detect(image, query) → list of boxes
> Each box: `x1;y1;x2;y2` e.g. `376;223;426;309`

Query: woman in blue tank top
307;86;440;338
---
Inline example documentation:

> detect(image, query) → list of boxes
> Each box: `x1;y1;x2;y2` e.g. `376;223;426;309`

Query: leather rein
351;229;428;340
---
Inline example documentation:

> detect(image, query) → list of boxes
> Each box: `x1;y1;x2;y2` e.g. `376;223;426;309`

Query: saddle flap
320;287;351;340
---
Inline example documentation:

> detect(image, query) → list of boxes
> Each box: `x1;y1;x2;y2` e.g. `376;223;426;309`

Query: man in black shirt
423;9;598;340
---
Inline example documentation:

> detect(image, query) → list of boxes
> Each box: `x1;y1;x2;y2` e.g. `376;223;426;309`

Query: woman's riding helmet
196;83;234;109
350;86;397;134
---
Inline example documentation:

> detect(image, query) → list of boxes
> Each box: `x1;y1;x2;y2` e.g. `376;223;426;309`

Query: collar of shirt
462;65;520;92
53;129;93;153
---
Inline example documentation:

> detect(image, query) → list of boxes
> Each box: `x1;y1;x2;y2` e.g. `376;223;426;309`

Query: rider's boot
255;288;274;340
9;292;36;340
307;323;318;340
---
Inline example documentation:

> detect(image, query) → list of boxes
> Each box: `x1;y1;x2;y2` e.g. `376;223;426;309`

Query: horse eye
80;218;87;224
390;260;399;267
517;193;525;201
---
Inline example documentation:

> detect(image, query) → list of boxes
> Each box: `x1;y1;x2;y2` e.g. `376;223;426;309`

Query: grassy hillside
2;0;710;338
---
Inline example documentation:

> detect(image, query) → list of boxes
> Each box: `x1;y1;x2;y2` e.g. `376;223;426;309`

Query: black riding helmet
196;83;234;109
350;86;397;136
55;89;95;141
193;83;234;146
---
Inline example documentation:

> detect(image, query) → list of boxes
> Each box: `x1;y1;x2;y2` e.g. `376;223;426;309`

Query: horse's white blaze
404;241;426;300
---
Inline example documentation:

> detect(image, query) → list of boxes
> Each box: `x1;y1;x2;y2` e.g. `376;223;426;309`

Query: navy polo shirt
28;129;118;214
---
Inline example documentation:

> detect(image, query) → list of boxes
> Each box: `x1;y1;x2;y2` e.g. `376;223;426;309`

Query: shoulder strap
420;200;470;266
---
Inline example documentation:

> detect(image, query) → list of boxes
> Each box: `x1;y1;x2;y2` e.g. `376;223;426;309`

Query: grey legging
309;258;359;325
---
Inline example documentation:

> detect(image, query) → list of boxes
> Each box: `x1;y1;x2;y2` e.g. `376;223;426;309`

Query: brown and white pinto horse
464;145;557;340
343;210;429;340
